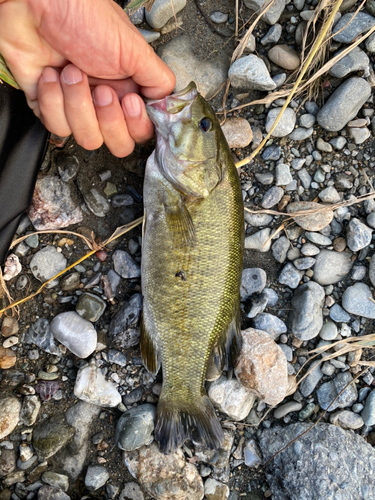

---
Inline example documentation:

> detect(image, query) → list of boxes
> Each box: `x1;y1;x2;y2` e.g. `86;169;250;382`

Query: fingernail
93;86;113;107
62;65;83;85
42;67;58;83
124;94;142;117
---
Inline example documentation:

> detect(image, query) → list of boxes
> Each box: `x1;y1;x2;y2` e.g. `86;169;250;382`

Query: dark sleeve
0;83;49;265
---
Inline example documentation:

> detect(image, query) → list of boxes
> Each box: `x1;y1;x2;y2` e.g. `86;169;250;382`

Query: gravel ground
3;1;375;499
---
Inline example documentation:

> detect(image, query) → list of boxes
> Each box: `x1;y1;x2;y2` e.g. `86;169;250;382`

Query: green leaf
125;0;156;15
0;55;19;89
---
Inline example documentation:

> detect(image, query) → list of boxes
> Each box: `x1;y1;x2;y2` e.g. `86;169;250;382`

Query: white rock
3;254;22;281
266;107;296;137
208;376;256;421
205;478;229;500
74;360;121;407
0;397;21;439
50;312;97;359
228;55;276;91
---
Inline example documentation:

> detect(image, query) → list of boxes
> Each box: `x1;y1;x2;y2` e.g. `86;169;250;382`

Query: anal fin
140;313;160;375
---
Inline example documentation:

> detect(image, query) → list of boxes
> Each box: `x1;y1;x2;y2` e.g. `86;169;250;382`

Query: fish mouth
146;82;197;118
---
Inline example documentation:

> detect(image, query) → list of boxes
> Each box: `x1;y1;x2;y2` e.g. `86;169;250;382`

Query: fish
141;82;244;453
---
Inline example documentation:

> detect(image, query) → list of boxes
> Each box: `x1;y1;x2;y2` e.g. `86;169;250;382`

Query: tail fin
155;395;224;454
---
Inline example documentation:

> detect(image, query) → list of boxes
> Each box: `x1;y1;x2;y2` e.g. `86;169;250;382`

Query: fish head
146;82;223;199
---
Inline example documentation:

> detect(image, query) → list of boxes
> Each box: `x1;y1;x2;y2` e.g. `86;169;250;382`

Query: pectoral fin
164;202;196;248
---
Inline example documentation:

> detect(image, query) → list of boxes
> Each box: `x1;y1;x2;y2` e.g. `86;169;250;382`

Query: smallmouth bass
141;82;244;453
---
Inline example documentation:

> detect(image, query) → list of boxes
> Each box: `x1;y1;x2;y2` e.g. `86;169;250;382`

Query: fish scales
141;82;244;453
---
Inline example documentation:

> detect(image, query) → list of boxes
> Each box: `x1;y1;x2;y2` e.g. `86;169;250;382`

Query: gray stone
261;186;284;208
210;11;228;23
305;101;319;115
30;246;67;283
119;483;144;500
137;28;160;43
33;414;75;460
316;137;332;153
262;144;281;160
244;0;286;25
350;126;371;144
297;168;311;189
42;472;69;492
28;175;82;230
275;163;293;186
259;423;375;500
85;465;109;491
272;236;290;263
290;282;325;340
115;404;155;451
229;55;276;91
244;228;272;252
113;250;141;279
317;372;357;411
366;31;375;52
37;486;71;500
128;4;144;25
299;114;315;128
255;172;274;185
347;218;372;251
330;136;347;150
300;360;323;397
244;212;273;227
76;292;106;322
278;263;303;289
329;303;351;322
208;376;256;421
55;154;79;182
288;127;314;140
370;254;375;287
330;410;364;430
342;283;375;319
19;395;40;427
333;12;375;43
317;78;372;131
243;32;256;53
261;23;282;44
77;175;110;217
54;402;101;480
274;402;302;419
252;313;287;340
305;232;331;246
50;311;97;358
24;318;60;356
301;243;320;256
312;249;353;285
361;390;375;426
159;36;229;98
319;320;338;340
108;349;127;367
240;268;267;301
108;293;142;348
145;0;186;29
318;186;341;203
293;257;316;270
329;46;369;79
0;447;16;477
266;107;296;137
352;265;366;280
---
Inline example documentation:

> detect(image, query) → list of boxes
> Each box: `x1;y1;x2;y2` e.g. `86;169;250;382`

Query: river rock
312;249;353;285
221;118;253;148
19;395;41;426
361;390;375;426
317;372;357;412
0;397;21;440
259;423;375;500
333;12;375;43
240;268;267;301
42;472;69;492
289;282;325;340
204;478;229;500
159;36;229;98
275;163;293;186
244;228;272;252
54;402;101;480
74;359;122;407
346;218;372;251
24;318;60;356
30;246;67;283
278;263;303;289
77;175;110;217
234;328;289;406
84;465;109;491
272;236;290;263
252;313;287;340
370;254;375;287
124;443;204;500
115;405;155;451
50;312;97;358
329;46;369;78
195;430;233;482
268;45;300;70
244;0;286;25
228;55;276;91
265;107;296;137
208;376;256;421
318;186;341;203
329;303;351;323
300;360;323;397
113;250;141;279
330;410;364;430
28;175;82;230
108;293;142;348
37;486;71;500
244;211;273;227
342;283;375;319
76;292;106;322
33;414;75;459
317;78;371;131
319;320;338;341
286;201;333;231
145;0;186;29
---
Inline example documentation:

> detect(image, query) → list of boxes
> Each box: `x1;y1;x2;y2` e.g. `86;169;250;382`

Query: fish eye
199;117;212;132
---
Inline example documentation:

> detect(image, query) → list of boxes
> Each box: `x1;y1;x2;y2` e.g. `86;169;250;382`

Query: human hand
0;0;175;157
